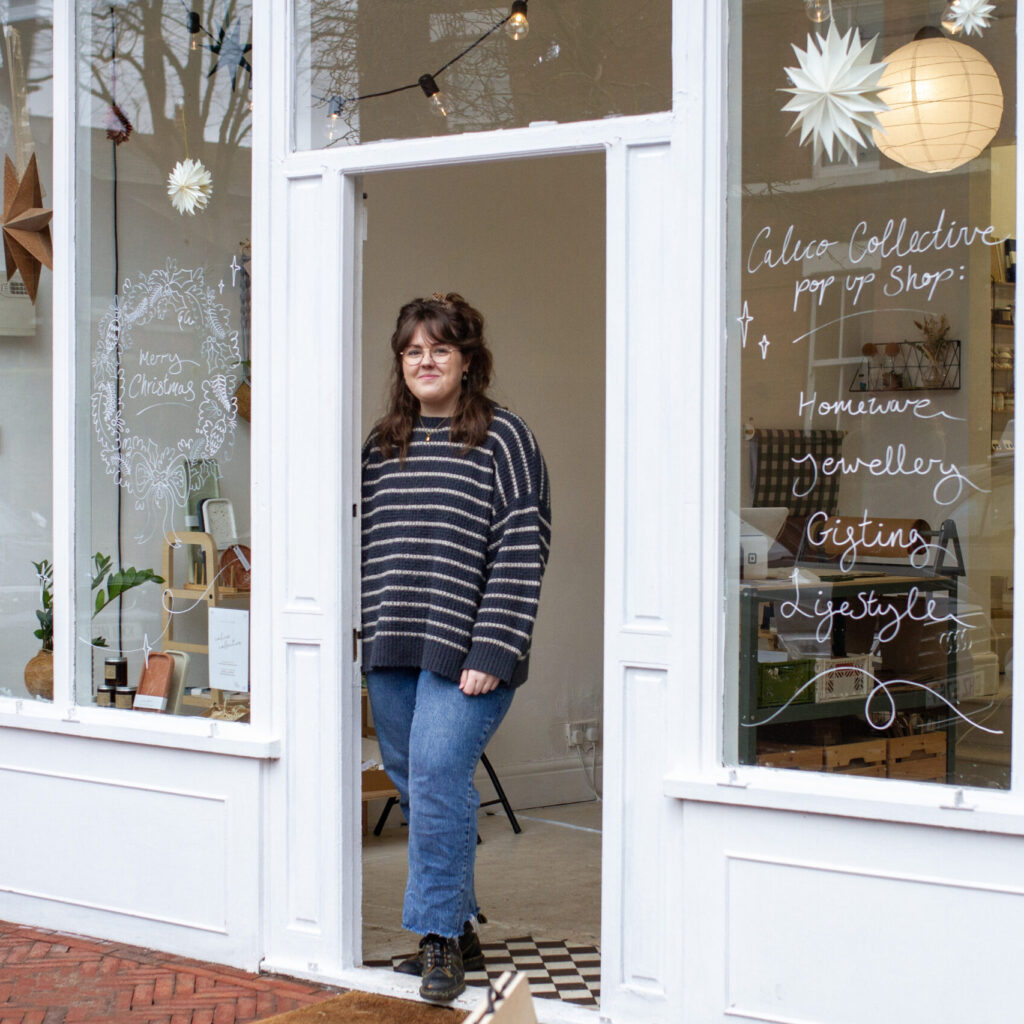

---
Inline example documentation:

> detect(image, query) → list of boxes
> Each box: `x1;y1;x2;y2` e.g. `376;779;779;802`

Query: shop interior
1;2;255;717
357;153;605;1007
734;0;1016;790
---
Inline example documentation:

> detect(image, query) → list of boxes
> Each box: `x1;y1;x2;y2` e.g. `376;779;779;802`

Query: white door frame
260;4;710;1022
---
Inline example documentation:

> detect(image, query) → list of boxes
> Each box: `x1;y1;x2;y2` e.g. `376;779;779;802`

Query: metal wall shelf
849;339;961;393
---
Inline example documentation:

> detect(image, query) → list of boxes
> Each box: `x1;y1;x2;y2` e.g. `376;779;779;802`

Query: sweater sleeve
462;422;552;683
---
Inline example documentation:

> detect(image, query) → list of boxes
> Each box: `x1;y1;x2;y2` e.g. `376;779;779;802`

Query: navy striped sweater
361;407;551;688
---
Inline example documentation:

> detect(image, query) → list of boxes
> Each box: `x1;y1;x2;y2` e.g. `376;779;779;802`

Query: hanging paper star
167;158;213;215
2;153;53;303
780;23;889;164
944;0;996;36
207;19;252;92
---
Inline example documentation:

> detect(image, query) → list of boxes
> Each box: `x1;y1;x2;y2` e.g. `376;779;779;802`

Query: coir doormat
255;990;467;1024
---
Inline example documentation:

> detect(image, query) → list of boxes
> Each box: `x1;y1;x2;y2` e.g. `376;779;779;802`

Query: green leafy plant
31;559;53;652
31;553;165;653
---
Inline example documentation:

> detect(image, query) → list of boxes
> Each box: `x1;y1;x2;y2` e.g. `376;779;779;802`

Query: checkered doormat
367;935;601;1008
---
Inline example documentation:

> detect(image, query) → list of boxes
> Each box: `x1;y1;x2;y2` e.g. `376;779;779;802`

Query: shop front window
1;5;55;702
292;0;671;150
728;1;1016;788
75;1;253;719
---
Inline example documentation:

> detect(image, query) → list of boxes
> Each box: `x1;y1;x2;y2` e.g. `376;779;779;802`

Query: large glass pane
293;0;671;149
75;1;252;719
0;5;54;702
728;1;1016;787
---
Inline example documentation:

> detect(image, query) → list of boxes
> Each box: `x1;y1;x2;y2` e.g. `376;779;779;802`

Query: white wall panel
285;643;325;931
0;731;260;966
727;854;1024;1023
284;174;329;611
682;801;1024;1024
620;668;669;994
622;144;673;633
0;765;227;930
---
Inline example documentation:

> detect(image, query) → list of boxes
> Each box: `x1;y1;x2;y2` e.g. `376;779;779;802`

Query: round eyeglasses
401;344;457;365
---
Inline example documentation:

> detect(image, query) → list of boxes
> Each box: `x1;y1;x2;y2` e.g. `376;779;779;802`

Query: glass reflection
76;1;252;718
729;0;1016;788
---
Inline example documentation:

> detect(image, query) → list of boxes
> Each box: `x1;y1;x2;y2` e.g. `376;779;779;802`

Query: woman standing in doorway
361;293;551;1004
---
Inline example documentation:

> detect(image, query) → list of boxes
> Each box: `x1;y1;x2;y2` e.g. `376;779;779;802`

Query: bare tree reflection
81;1;251;184
299;0;670;148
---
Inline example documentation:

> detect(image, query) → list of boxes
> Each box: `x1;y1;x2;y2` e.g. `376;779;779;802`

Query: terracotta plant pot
234;380;251;422
24;649;54;700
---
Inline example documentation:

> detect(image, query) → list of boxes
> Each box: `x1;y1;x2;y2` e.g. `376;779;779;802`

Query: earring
461;372;468;383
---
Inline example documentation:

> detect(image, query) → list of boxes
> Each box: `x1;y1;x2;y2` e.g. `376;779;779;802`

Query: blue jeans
365;668;515;939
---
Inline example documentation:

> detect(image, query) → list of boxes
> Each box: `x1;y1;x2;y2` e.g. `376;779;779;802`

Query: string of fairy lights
178;1;531;142
321;1;530;141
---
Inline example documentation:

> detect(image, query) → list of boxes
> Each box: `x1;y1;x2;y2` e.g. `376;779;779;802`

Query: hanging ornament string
109;3;126;653
176;2;528;142
321;5;521;144
168;105;213;215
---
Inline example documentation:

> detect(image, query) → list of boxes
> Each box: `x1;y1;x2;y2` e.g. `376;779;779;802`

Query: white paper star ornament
781;23;889;164
167;158;213;216
944;0;996;37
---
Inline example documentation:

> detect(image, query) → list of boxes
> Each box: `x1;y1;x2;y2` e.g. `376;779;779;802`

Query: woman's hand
459;669;501;695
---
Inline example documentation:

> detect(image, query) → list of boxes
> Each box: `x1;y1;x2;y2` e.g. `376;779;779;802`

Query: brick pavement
0;921;342;1024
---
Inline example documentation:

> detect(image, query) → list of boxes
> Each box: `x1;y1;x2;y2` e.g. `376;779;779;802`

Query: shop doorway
356;152;606;1007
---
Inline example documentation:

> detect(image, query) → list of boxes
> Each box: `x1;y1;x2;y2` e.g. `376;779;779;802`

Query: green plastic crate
757;658;815;707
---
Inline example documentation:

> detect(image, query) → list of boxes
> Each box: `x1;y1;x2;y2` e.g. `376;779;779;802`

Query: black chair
372;752;522;836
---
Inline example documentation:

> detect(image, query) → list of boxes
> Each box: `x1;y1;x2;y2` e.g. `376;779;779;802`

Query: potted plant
24;554;165;700
24;559;54;697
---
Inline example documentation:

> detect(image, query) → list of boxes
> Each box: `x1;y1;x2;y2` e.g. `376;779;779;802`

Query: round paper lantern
872;29;1003;173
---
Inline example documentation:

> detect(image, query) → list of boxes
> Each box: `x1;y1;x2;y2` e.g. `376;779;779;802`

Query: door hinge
352;628;361;661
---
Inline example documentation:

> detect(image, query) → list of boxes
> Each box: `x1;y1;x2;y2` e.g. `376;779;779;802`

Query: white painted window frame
665;0;1024;834
0;0;278;759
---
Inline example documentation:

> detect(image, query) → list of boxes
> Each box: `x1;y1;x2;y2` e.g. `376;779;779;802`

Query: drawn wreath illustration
91;259;240;541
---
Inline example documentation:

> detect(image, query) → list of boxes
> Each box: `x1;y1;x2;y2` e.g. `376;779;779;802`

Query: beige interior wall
360;153;606;797
991;145;1017;239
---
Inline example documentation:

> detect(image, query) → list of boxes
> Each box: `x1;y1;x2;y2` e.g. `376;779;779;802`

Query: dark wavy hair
377;292;495;461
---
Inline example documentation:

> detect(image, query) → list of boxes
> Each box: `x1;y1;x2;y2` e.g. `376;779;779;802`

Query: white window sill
664;768;1024;837
0;700;280;759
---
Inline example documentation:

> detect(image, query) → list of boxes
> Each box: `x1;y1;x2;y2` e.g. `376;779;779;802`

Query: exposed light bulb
429;93;449;118
418;73;449;119
325;96;345;141
941;2;964;34
506;0;529;41
804;0;830;23
187;11;201;50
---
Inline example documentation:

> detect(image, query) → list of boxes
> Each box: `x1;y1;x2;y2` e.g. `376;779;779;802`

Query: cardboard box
958;650;1000;699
